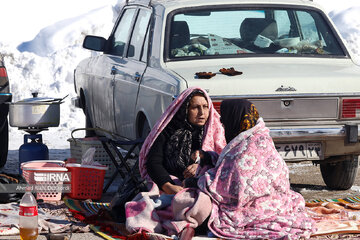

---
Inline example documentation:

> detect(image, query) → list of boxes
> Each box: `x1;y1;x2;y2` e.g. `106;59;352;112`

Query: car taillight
0;67;7;78
341;98;360;119
212;101;221;113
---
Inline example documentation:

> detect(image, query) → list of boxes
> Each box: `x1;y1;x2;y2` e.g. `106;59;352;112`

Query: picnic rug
64;196;360;240
307;196;360;204
0;200;90;236
304;196;360;239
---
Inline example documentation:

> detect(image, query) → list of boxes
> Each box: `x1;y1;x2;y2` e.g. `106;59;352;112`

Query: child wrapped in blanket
185;99;316;239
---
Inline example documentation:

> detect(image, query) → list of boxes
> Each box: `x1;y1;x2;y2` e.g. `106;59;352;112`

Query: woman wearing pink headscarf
139;86;226;193
124;87;225;235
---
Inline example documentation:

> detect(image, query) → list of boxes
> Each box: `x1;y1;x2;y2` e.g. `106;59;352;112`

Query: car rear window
167;7;345;59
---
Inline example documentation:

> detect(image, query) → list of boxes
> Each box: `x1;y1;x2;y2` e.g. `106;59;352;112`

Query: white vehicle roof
149;0;324;11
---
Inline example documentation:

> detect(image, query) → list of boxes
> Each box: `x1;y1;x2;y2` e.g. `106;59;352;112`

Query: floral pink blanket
197;118;316;239
125;183;211;236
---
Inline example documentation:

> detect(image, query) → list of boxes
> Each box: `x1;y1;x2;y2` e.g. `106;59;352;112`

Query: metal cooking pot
9;93;66;128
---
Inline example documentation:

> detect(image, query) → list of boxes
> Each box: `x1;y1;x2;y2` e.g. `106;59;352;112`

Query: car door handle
134;72;141;82
111;66;120;75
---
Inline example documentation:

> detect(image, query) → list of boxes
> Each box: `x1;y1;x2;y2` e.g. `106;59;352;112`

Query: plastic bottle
19;189;38;240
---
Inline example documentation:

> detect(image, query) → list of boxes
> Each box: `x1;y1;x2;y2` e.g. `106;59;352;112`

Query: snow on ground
0;0;121;173
287;162;314;174
351;185;360;192
0;0;360;174
1;1;120;152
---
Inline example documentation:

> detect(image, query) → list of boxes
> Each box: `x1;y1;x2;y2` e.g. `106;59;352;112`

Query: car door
113;7;152;139
91;7;137;133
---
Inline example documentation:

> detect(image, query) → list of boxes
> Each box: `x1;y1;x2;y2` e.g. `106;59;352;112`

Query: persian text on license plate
275;143;322;160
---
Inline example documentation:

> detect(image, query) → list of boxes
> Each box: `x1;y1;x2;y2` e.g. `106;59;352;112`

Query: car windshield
168;7;345;59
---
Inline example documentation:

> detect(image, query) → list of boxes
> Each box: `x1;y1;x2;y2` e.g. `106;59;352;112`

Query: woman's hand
161;182;184;194
183;163;199;178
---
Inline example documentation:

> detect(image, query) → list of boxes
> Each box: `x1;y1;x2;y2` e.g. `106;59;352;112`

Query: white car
73;0;360;190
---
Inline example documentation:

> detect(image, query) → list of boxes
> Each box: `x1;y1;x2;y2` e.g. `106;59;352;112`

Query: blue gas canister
19;134;49;174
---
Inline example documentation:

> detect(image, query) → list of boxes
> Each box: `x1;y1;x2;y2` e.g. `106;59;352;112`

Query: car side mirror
83;35;107;52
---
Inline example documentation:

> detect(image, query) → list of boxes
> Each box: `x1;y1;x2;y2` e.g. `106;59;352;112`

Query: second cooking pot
9;93;63;128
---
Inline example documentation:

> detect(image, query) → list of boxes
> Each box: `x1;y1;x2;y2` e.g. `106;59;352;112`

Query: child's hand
183;163;199;178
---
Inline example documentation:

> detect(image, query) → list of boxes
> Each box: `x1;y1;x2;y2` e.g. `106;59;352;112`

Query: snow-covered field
0;0;360;174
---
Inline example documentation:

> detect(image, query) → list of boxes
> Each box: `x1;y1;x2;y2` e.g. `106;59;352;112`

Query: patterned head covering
139;87;227;180
220;99;259;143
162;90;206;179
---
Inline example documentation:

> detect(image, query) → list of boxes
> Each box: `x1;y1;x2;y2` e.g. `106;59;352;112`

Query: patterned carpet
63;196;111;216
63;196;360;240
307;196;360;204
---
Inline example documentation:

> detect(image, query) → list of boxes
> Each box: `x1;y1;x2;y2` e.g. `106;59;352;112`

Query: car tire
320;155;359;190
0;118;9;168
85;109;96;137
140;120;151;139
82;99;95;137
137;119;150;152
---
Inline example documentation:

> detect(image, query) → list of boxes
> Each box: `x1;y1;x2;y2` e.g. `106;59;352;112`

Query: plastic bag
81;147;97;165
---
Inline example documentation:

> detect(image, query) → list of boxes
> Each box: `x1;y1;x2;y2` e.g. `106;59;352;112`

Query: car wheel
140;120;151;139
0;118;9;168
85;109;96;137
320;155;359;190
137;119;150;152
82;98;95;137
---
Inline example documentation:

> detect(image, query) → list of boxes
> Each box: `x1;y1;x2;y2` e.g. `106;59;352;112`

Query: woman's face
187;95;209;126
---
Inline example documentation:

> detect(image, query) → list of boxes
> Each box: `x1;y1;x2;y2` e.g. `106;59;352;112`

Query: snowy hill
1;1;120;152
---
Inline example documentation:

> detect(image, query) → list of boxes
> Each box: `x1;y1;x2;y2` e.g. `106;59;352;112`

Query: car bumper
270;125;360;160
0;93;12;104
270;126;352;140
0;93;12;118
0;93;11;131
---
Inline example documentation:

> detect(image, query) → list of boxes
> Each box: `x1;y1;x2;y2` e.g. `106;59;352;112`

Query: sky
0;0;360;172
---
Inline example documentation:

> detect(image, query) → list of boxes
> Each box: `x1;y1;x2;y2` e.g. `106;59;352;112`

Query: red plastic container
66;163;107;200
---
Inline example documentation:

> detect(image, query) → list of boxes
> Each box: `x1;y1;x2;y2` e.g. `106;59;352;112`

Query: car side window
296;11;320;42
141;28;150;62
274;10;291;38
109;8;136;56
128;9;151;60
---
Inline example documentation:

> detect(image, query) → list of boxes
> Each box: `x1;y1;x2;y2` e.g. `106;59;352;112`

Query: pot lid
17;93;67;103
19;97;57;103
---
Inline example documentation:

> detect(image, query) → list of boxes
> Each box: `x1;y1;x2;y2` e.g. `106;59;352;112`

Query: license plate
275;143;322;160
